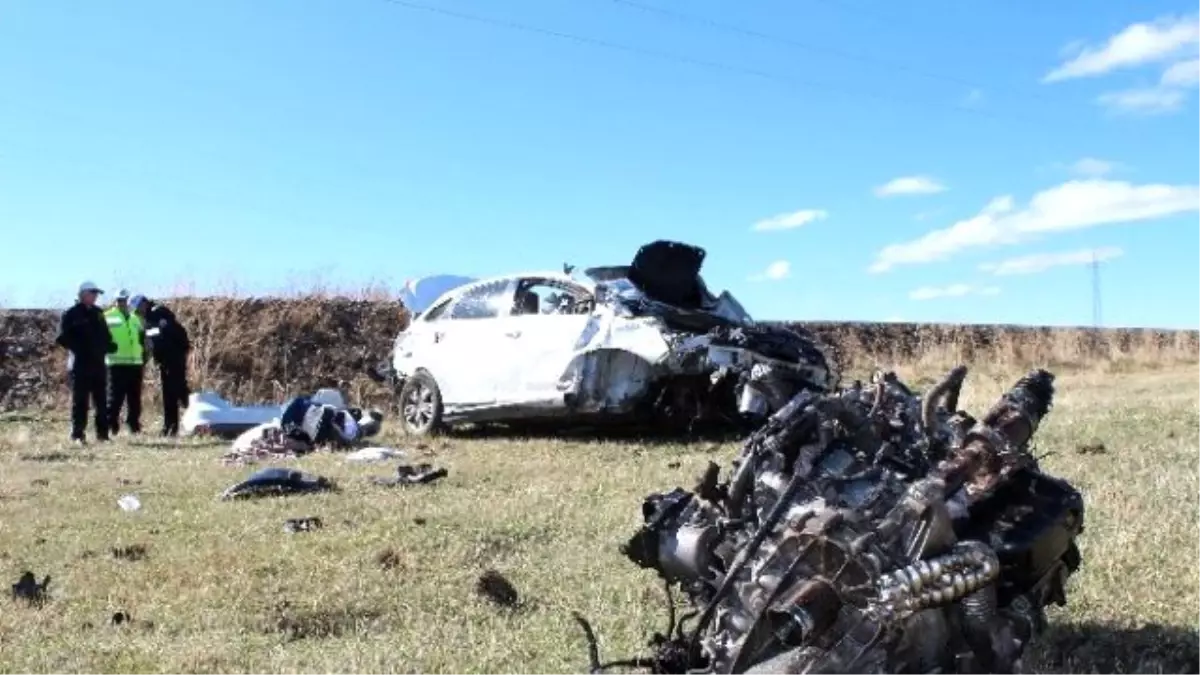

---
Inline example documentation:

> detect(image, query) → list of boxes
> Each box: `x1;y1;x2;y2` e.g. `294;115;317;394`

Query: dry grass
0;363;1196;673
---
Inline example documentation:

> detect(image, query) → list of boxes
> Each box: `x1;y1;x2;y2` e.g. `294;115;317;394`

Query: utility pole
1090;250;1102;329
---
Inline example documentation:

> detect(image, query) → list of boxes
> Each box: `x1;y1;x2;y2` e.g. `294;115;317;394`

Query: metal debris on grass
283;517;324;534
370;463;448;487
587;367;1087;673
220;468;336;501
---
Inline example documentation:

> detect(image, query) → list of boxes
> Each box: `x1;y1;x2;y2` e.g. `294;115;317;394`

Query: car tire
398;370;445;436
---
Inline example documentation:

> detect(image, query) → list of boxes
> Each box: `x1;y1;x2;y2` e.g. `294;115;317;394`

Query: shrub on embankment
1;296;1196;412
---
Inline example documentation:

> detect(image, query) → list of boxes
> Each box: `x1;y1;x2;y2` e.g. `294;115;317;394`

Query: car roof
422;271;593;316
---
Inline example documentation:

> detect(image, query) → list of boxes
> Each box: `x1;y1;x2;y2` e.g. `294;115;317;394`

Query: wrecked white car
372;241;839;436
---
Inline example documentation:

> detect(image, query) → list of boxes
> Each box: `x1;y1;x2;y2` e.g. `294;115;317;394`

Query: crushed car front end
555;241;840;433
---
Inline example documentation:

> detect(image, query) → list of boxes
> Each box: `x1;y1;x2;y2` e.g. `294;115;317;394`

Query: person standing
130;295;192;436
103;289;145;436
55;281;117;445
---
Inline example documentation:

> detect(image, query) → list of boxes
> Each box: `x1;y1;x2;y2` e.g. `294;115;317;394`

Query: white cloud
1161;57;1200;87
979;246;1125;276
1043;15;1200;82
869;179;1199;273
1070;157;1117;177
751;208;828;232
1097;86;1187;114
909;284;1001;301
961;88;984;107
874;175;947;197
749;260;791;282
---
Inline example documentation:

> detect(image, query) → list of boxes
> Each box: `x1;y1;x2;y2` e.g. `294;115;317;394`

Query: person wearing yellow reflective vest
103;289;146;436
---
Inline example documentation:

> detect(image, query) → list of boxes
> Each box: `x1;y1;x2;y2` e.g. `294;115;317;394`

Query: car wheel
398;370;445;436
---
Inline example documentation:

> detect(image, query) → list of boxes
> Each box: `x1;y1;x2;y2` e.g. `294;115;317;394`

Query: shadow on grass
1030;621;1199;674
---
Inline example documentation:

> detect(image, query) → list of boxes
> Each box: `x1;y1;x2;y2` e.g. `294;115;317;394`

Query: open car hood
584;241;752;325
399;274;477;315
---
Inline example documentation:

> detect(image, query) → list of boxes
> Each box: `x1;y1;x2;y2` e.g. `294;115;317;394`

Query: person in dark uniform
129;295;192;436
55;281;117;445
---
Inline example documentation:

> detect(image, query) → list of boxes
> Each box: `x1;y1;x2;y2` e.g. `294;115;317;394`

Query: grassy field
0;364;1196;673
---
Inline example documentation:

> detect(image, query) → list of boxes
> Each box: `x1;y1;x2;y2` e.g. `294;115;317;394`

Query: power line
373;0;1058;124
608;0;997;94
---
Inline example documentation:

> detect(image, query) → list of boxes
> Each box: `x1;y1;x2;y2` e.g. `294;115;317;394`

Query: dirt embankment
1;297;1196;412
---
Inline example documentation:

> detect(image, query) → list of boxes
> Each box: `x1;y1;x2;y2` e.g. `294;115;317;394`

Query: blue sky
1;0;1197;327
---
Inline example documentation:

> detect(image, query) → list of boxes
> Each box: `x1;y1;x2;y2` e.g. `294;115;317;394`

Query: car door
493;278;595;404
414;278;519;408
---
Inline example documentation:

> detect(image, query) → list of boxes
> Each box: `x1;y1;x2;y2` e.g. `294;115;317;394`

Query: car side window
447;279;515;320
513;279;594;316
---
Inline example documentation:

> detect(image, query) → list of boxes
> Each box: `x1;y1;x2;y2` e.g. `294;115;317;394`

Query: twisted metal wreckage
576;366;1086;674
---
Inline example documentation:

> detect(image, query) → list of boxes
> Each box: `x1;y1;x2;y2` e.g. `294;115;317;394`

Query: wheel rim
403;382;436;431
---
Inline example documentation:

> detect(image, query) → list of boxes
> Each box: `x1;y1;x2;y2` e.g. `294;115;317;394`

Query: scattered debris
594;367;1087;673
30;478;49;487
11;571;50;607
220;467;337;500
475;569;519;608
345;446;406;463
221;424;306;466
412;517;428;526
111;544;148;561
112;610;130;626
80;550;97;560
117;494;142;512
666;461;681;469
118;478;142;487
184;386;384;442
1077;441;1108;455
370;463;448;487
283;517;324;534
375;548;404;570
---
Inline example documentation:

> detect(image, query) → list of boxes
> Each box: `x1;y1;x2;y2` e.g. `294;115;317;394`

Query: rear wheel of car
399;370;445;436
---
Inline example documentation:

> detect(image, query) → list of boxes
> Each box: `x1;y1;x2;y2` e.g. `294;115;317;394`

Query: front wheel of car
398;371;445;436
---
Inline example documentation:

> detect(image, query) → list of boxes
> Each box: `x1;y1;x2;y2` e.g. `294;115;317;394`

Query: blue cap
129;294;148;310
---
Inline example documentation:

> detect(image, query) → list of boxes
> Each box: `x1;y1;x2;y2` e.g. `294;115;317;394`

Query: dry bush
0;293;1195;412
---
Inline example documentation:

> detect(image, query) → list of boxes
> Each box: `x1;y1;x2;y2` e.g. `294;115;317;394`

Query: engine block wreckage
576;366;1085;674
373;240;839;435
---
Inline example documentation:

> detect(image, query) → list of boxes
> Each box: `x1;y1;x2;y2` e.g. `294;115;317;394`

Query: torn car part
584;367;1084;674
219;467;336;500
181;387;383;439
383;240;839;436
370;463;448;487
